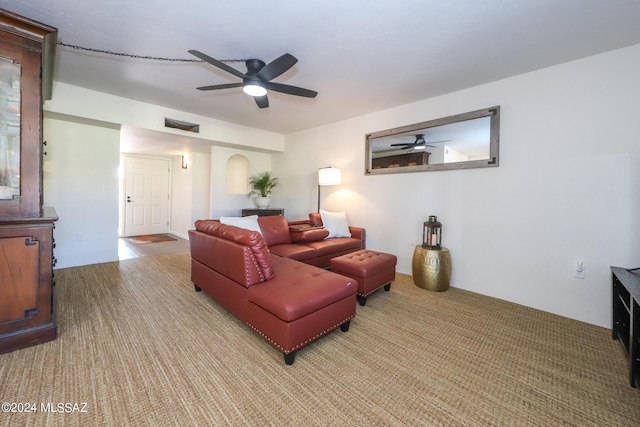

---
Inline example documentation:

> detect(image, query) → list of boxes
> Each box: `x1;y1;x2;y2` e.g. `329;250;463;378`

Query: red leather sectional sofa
259;214;365;268
188;214;366;364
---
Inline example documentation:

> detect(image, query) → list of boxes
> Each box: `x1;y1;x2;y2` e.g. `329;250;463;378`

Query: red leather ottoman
330;250;397;306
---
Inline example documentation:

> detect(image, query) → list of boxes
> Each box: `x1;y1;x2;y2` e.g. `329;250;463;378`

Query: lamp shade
318;167;342;186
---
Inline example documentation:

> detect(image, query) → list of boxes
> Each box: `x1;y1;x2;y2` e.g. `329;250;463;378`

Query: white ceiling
3;1;640;136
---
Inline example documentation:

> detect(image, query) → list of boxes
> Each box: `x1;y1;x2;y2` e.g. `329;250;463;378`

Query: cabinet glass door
0;56;20;200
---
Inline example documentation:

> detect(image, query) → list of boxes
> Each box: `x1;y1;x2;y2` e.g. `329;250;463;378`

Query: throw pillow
219;215;262;234
308;212;323;227
319;210;351;238
290;227;330;243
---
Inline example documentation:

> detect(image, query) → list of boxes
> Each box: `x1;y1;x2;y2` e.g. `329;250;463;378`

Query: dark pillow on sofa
257;215;292;246
309;212;323;227
291;228;330;243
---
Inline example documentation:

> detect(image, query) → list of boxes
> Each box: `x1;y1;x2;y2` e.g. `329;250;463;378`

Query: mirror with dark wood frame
365;106;500;175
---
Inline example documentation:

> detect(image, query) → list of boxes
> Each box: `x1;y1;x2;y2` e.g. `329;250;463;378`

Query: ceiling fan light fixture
243;84;267;97
413;145;426;150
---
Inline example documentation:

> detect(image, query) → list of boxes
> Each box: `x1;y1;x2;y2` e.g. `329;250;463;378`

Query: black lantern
422;215;442;249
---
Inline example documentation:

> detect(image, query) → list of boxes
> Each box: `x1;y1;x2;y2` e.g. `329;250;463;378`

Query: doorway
121;155;170;237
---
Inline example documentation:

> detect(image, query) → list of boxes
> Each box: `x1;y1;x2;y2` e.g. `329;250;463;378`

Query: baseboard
170;231;189;240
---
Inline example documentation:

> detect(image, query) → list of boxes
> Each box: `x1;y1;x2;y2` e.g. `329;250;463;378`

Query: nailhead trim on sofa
246;314;355;354
244;247;266;284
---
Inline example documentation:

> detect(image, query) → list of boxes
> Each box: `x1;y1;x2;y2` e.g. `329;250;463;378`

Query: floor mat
123;233;177;244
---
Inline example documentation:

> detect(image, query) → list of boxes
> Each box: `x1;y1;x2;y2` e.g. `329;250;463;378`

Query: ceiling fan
390;134;450;151
189;50;318;108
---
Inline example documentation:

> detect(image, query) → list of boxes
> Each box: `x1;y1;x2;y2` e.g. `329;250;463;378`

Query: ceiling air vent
164;118;200;133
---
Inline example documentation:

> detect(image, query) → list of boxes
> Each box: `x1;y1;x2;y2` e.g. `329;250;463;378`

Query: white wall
43;116;121;268
274;44;640;327
209;146;273;219
170;152;211;238
170;155;192;239
189;153;212;226
46;82;285;153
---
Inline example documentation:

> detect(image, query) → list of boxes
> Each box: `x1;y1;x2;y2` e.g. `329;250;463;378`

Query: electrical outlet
573;259;585;279
76;233;84;241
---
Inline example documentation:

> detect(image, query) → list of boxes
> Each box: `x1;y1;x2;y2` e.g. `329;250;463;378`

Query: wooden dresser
611;267;640;387
0;10;58;354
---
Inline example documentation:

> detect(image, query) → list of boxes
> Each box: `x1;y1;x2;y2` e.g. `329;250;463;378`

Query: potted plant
248;171;279;209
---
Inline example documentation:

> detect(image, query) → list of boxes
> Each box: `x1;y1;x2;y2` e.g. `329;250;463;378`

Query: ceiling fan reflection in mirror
189;50;318;108
390;134;451;152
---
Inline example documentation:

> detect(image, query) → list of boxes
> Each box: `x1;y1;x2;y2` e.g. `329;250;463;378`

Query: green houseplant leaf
248;171;279;197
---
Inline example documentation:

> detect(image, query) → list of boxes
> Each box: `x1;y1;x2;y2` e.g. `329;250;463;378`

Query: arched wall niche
225;154;249;194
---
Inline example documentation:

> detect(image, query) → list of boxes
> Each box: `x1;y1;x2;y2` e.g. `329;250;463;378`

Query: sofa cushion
307;237;363;256
247;256;356;322
194;220;274;281
268;243;317;261
319;210;352;238
258;215;292;246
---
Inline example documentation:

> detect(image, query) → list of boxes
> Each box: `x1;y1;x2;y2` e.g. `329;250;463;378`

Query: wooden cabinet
242;208;284;217
372;151;430;169
0;10;58;354
0;209;58;353
611;267;640;388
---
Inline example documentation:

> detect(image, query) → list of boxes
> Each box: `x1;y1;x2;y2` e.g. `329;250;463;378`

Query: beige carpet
1;252;639;426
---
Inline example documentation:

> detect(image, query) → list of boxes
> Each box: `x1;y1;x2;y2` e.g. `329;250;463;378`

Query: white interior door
123;156;170;237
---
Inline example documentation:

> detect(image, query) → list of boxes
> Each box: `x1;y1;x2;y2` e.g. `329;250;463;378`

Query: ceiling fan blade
390;143;412;147
196;83;243;91
189;50;246;79
254;95;269;109
422;139;453;148
256;53;298;81
264;82;317;98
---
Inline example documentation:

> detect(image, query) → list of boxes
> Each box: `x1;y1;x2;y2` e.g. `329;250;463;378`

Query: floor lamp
317;167;342;212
